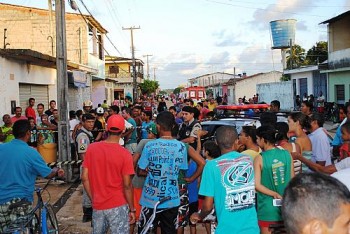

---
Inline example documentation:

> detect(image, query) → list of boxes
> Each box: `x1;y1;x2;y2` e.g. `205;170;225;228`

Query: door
19;84;49;113
299;78;308;99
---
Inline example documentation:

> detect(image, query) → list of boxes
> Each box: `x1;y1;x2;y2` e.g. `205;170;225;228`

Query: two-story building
0;3;107;112
104;55;144;104
321;11;350;104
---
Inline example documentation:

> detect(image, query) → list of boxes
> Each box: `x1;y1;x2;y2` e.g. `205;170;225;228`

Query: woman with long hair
288;112;313;172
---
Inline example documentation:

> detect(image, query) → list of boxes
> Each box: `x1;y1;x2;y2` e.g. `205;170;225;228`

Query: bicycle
140;196;171;234
2;179;59;234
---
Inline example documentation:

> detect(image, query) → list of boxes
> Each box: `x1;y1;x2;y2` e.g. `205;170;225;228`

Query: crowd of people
0;95;350;234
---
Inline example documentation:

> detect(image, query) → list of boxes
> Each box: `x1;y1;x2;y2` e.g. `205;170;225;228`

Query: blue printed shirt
138;139;188;209
0;139;52;204
199;151;259;234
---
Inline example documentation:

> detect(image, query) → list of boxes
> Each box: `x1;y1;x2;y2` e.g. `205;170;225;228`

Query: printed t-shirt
82;141;134;210
0;139;51;204
132;139;153;188
126;118;137;144
257;148;292;222
1;126;14;143
141;121;154;140
199;151;259;234
138;139;188;209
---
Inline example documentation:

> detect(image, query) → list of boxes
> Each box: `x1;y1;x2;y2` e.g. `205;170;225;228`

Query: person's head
156;111;176;134
193;107;200;120
196;102;203;111
52;109;59;120
169;106;177;117
109;105;120;115
37;103;44;115
341;121;350;142
49;100;56;109
206;111;215;120
309;112;324;132
40;114;49;123
270;100;280;112
106;114;125;136
202;140;221;160
141;110;152;122
76;109;83;120
282;173;350;234
132;106;143;117
69;110;76;120
215;126;239;153
147;122;158;139
345;103;350;120
2;114;11;125
13;119;31;141
96;107;104;117
210;98;215;104
89;109;97;117
275;122;289;141
121;107;131;119
288;112;311;132
256;125;277;148
182;106;195;123
301;100;313;115
259;112;277;127
28;117;35;129
239;126;257;146
28;97;35;107
14;106;22;117
81;114;95;131
103;99;107;104
83;100;93;113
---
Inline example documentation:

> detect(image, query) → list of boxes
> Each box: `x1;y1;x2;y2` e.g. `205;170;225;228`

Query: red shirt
83;141;134;210
25;106;36;123
10;116;27;123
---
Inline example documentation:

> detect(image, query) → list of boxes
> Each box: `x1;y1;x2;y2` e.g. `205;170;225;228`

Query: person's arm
81;167;92;200
190;196;214;224
94;131;103;142
254;155;282;199
181;136;196;144
45;167;65;179
289;154;295;178
184;146;205;183
123;174;136;224
291;152;337;174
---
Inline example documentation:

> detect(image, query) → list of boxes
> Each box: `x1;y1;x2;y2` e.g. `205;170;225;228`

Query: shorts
258;220;284;228
138;206;178;234
133;188;142;220
92;204;129;234
0;198;32;233
176;184;189;228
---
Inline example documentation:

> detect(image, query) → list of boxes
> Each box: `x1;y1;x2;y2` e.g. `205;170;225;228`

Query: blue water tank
270;19;296;49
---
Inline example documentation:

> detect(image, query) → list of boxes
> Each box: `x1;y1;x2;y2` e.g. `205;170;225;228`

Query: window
198;91;204;98
190;91;196;98
109;66;119;74
335;85;345;104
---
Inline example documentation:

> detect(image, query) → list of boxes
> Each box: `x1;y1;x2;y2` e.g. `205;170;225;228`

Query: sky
1;0;349;89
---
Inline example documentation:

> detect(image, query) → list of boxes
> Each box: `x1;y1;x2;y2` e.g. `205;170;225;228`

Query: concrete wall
257;81;293;111
230;71;282;103
0;56;57;115
290;71;314;96
328;14;350;52
0;4;90;65
91;80;106;107
328;71;350;104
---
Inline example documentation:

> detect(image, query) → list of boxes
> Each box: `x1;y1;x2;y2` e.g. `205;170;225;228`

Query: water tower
270;19;297;69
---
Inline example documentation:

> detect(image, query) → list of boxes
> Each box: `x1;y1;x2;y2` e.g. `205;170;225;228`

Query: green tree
173;86;183;95
139;79;159;95
286;44;306;69
159;90;167;96
280;74;291;81
304;41;328;65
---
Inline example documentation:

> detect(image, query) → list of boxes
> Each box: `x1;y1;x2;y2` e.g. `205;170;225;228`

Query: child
28;117;38;148
339;121;350;160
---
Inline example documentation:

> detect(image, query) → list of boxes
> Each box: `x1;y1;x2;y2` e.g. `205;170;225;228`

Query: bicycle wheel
44;204;59;234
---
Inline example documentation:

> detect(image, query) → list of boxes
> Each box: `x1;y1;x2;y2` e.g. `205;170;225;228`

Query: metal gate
19;84;49;112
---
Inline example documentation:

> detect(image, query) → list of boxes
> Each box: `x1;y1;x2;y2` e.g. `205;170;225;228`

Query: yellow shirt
242;148;262;160
208;103;217;111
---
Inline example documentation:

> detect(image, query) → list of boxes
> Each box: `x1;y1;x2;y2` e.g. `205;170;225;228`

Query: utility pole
123;26;140;103
143;54;153;79
233;67;236;104
153;67;157;81
56;0;71;181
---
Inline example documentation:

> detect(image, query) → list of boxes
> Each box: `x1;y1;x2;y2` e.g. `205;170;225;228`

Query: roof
0;3;108;33
0;49;98;73
320;10;350;24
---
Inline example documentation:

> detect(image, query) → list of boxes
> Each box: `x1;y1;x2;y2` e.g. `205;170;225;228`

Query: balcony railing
105;71;144;83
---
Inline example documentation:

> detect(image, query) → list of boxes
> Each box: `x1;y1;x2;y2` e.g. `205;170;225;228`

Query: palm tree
286;44;306;69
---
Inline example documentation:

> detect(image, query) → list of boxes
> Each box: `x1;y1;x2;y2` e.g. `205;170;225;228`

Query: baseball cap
96;107;104;114
147;122;158;135
107;115;125;133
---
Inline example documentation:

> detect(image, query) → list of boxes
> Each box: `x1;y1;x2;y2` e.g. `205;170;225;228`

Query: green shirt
1;125;14;143
257;148;292;221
